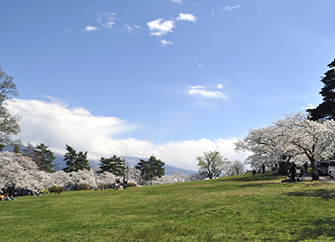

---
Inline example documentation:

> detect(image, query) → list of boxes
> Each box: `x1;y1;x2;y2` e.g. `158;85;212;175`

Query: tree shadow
285;189;335;201
219;172;284;182
293;218;335;241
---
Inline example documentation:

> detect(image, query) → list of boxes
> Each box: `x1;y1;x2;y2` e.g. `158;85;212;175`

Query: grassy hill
1;172;335;241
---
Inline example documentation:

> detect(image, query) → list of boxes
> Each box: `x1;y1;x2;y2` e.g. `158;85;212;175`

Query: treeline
5;143;166;184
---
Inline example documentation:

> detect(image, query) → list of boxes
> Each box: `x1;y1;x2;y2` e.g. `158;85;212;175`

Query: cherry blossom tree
235;112;335;180
274;112;335;179
0;151;53;192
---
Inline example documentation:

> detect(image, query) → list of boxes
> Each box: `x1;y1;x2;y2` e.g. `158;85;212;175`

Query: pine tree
35;143;56;173
98;155;126;176
308;59;335;121
63;145;90;172
135;156;165;184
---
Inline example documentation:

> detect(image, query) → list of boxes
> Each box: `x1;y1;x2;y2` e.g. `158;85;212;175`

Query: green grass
2;172;335;241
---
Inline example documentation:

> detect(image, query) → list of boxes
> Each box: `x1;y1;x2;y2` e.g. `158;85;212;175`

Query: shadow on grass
285;189;335;201
294;218;335;241
219;172;285;182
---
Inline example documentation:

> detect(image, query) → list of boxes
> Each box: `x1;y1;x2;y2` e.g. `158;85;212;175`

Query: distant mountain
122;156;196;176
3;145;196;176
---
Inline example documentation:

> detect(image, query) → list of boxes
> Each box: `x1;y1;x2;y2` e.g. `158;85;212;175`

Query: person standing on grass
114;180;117;190
303;162;308;174
123;178;127;189
289;163;297;182
252;169;256;177
262;164;265;175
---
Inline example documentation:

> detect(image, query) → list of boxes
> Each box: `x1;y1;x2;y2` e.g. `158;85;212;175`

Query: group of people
251;162;309;182
114;178;128;190
251;164;266;177
0;194;14;201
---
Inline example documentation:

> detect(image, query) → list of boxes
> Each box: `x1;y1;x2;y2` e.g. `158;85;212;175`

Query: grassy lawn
1;172;335;241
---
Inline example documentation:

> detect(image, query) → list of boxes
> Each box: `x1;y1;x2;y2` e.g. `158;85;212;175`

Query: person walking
289;163;297;182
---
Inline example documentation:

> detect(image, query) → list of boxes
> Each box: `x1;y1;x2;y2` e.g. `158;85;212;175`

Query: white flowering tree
0;152;53;192
235;112;335;180
0;151;193;193
274;112;335;179
235;125;287;170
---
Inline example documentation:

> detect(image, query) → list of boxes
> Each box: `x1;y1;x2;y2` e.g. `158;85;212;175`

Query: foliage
2;174;335;241
48;185;64;194
135;156;165;183
235;112;335;180
0;67;21;146
13;144;21;154
63;144;90;172
197;150;228;179
98;155;126;176
307;59;335;121
0;151;53;191
223;160;246;176
127;182;136;187
34;143;56;173
77;183;90;190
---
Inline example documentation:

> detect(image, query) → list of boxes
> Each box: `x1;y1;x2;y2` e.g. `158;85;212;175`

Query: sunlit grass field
1;172;335;241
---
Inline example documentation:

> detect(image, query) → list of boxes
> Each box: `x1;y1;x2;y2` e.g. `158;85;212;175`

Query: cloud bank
7;98;248;170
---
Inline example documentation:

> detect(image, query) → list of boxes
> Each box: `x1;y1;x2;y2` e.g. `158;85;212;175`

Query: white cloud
82;26;100;32
198;64;205;68
161;40;173;46
147;18;175;36
189;89;227;99
7;98;246;170
188;85;228;99
177;13;197;23
124;24;140;33
302;103;316;110
171;0;183;4
225;5;241;11
97;12;116;29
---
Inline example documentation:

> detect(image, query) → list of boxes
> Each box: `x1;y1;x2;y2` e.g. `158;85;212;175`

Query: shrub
77;183;90;190
48;186;64;194
127;182;137;187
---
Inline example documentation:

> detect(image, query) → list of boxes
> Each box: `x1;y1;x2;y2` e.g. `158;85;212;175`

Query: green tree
0;67;21;145
35;143;56;173
308;59;335;121
13;144;21;154
98;155;126;176
135;156;165;184
63;145;90;172
197;151;228;179
75;151;90;171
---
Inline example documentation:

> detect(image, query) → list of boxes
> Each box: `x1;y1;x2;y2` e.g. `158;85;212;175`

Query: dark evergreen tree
35;143;56;173
98;155;126;176
135;156;165;184
63;145;90;172
63;145;77;172
75;151;90;171
308;59;335;121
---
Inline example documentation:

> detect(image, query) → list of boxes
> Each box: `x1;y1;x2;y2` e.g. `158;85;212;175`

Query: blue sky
1;0;335;170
